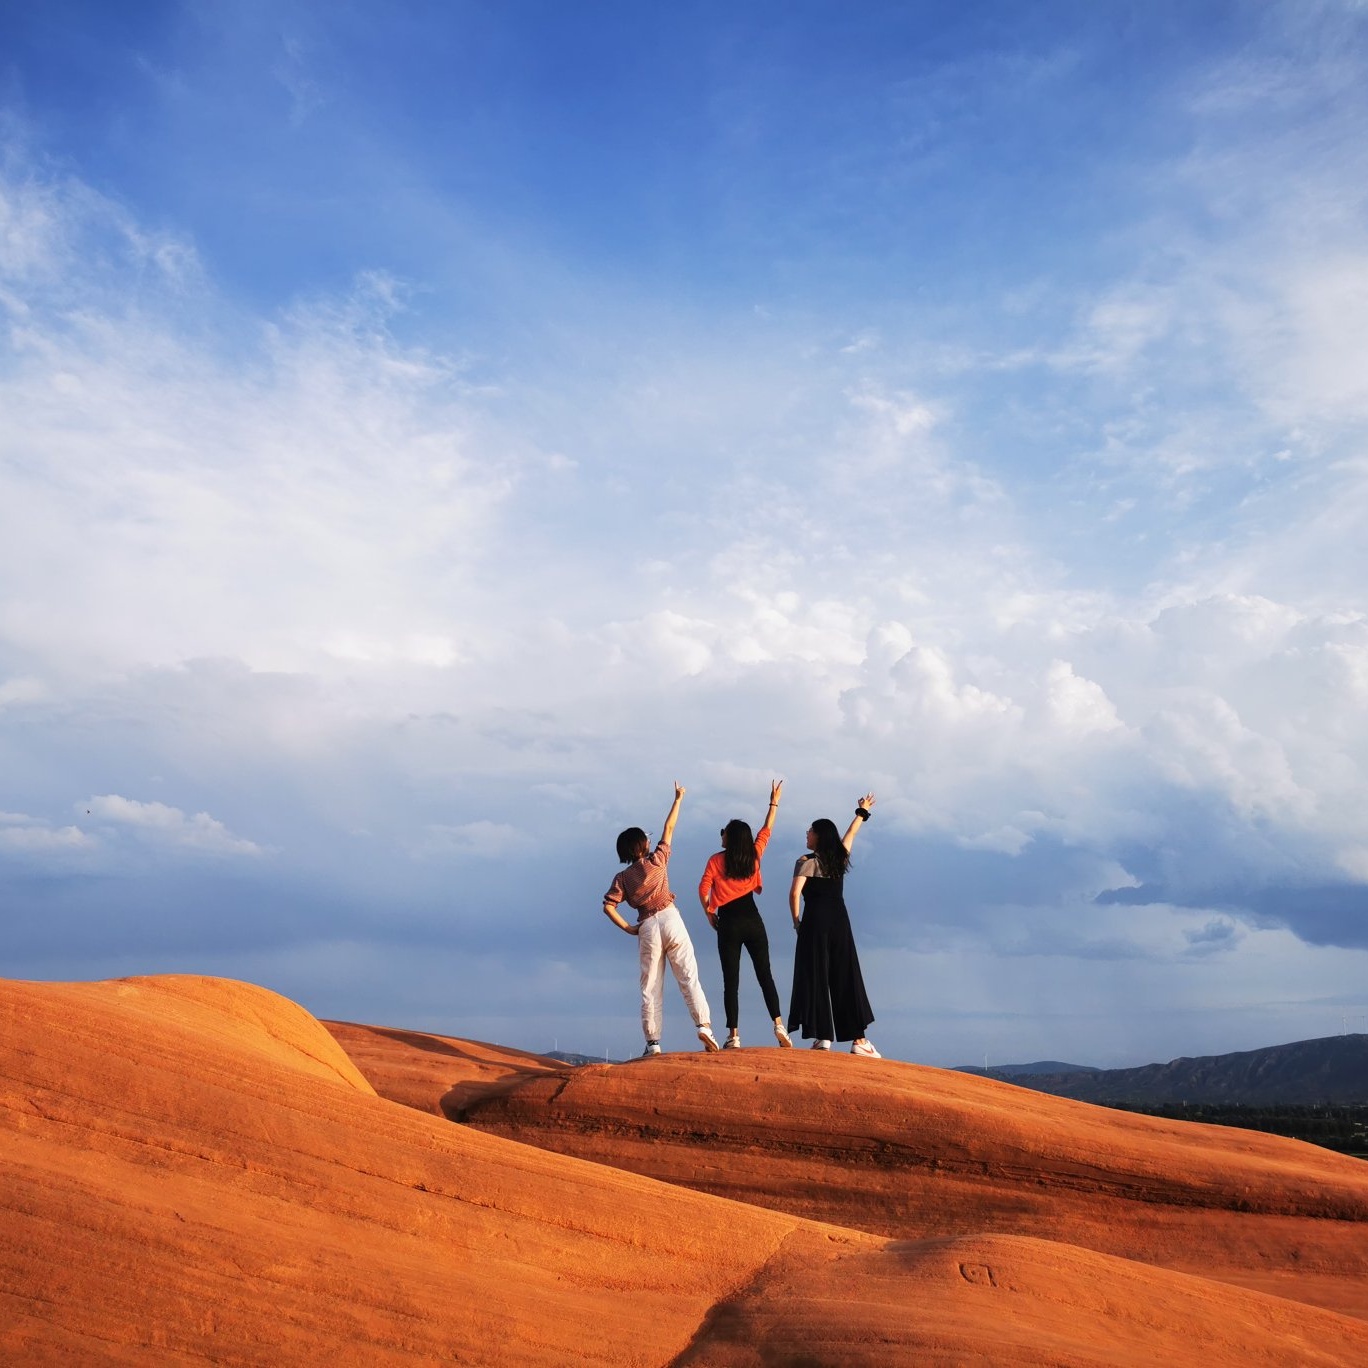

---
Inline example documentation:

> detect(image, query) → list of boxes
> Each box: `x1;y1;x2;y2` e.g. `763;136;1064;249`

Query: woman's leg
715;907;744;1031
740;909;783;1021
637;915;666;1042
658;905;713;1028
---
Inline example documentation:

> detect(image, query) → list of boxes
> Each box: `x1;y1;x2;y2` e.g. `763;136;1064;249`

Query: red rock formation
453;1046;1368;1322
3;977;1366;1365
1;976;796;1364
322;1019;568;1117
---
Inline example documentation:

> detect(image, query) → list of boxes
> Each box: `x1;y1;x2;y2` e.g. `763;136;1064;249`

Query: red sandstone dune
3;977;1367;1365
322;1019;566;1117
333;1022;1368;1322
453;1048;1368;1322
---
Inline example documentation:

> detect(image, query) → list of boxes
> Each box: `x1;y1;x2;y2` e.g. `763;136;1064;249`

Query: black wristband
856;806;871;821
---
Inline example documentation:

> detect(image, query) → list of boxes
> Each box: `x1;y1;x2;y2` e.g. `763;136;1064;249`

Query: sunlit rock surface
2;976;1366;1365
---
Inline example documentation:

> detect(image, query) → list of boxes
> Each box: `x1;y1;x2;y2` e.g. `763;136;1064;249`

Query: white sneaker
642;1041;662;1056
773;1023;793;1048
698;1025;721;1052
851;1039;881;1058
812;1039;832;1051
723;1034;742;1050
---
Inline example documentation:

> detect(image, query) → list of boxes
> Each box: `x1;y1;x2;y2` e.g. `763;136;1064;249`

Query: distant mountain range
957;1034;1368;1105
957;1060;1099;1079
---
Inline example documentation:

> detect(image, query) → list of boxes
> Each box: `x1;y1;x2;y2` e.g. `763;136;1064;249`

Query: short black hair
616;827;649;863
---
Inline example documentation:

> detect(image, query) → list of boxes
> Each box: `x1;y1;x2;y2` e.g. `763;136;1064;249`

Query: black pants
715;893;782;1029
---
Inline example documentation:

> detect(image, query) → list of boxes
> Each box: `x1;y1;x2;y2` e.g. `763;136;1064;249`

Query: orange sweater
698;826;772;912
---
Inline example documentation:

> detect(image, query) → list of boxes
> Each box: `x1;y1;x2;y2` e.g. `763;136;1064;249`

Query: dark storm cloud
1096;880;1368;950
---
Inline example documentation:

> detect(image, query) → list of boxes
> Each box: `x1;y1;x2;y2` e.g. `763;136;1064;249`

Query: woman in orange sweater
698;779;793;1049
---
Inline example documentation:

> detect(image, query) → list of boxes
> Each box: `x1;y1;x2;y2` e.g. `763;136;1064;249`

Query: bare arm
698;858;718;924
841;792;875;852
789;874;805;930
759;778;783;836
603;902;639;934
661;781;686;847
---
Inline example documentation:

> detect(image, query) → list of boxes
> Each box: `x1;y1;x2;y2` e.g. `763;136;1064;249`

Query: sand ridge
4;975;1368;1364
449;1041;1368;1321
323;1018;568;1116
674;1229;1368;1367
1;975;810;1364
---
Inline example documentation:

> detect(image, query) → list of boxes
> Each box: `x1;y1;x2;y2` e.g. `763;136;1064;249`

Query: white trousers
637;903;711;1041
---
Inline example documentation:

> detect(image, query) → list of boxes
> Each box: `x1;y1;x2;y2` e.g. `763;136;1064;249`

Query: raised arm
661;781;686;847
841;792;876;852
759;778;783;836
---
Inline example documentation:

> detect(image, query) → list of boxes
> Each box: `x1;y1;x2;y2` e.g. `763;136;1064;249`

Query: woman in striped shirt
603;782;719;1056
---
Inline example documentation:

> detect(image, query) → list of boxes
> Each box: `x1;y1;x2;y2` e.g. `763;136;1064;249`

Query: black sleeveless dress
786;855;874;1043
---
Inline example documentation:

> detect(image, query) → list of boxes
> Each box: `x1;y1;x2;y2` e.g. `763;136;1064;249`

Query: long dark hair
721;820;757;879
810;818;850;880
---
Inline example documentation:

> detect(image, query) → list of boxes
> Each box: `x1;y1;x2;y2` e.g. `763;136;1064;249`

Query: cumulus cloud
81;795;262;856
0;811;94;854
4;2;1368;1070
5;138;1367;967
1044;661;1122;735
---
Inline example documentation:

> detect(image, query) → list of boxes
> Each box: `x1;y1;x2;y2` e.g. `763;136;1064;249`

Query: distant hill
983;1034;1368;1106
956;1061;1099;1079
545;1050;613;1066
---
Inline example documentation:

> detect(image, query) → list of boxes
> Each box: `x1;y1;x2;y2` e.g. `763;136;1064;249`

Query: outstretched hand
770;778;784;803
857;792;876;812
674;781;687;800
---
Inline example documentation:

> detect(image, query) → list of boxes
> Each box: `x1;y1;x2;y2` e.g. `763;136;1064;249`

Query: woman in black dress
786;792;880;1057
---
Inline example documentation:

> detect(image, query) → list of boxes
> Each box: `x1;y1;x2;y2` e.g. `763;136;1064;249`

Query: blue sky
3;0;1368;1067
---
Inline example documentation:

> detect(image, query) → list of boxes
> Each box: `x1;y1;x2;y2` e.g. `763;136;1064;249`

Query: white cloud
957;825;1034;856
1063;285;1177;376
1146;693;1311;823
0;811;94;854
1336;847;1368;882
5;16;1368;1080
81;795;262;856
1044;661;1123;735
0;675;45;706
6;144;1366;954
1;173;516;687
411;820;519;859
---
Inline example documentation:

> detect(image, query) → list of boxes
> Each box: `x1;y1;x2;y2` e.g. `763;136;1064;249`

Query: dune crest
323;1018;567;1116
1;974;803;1363
453;1046;1368;1321
112;974;379;1093
675;1230;1368;1367
6;977;1368;1364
